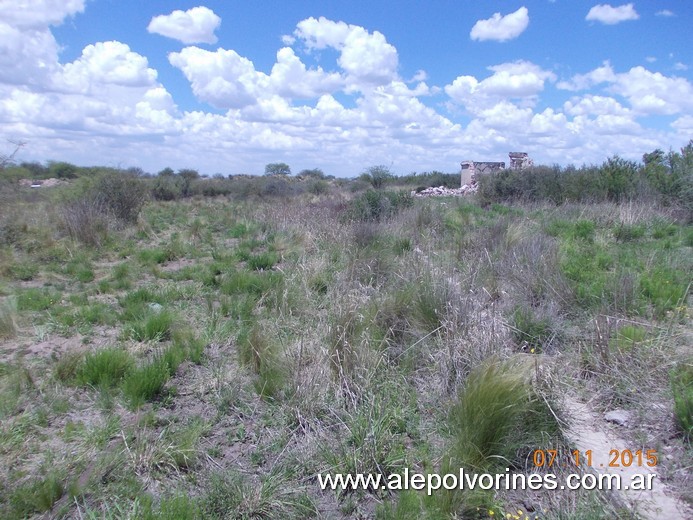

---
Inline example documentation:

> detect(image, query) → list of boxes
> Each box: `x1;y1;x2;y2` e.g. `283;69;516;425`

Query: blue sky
1;1;691;176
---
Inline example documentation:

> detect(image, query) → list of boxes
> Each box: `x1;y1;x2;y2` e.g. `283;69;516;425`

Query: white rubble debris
411;183;478;198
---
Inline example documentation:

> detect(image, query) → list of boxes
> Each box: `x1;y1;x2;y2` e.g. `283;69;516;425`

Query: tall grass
76;347;134;388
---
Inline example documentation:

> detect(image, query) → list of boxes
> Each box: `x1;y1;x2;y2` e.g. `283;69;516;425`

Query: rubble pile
19;178;66;188
412;183;478;198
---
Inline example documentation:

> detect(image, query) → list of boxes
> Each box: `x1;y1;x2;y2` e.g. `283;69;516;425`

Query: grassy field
0;169;691;519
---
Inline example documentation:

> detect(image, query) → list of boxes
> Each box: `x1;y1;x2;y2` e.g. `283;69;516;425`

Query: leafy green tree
158;167;175;177
49;161;78;179
299;168;325;179
599;156;638;201
361;165;393;189
264;163;291;176
177;169;199;197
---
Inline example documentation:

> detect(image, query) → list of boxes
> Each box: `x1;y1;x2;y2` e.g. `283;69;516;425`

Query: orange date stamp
532;449;658;468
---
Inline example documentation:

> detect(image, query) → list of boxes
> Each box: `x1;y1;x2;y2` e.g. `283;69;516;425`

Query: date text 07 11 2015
532;449;657;469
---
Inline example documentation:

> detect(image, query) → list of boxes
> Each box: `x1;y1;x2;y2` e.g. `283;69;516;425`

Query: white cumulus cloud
61;41;158;90
0;0;85;29
293;17;398;87
558;63;693;116
470;7;529;42
557;61;616;91
148;6;221;44
586;4;639;25
446;61;555;112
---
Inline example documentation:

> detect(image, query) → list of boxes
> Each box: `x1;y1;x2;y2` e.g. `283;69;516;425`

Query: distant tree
126;166;145;177
158;167;175;177
177;168;199;197
265;162;291;176
299;168;325;179
49;161;79;179
178;168;200;180
20;161;48;178
361;165;393;189
643;149;665;166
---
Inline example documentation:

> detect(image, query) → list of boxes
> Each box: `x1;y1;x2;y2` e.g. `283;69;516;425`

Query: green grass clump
137;243;183;265
246;251;279;271
511;307;555;353
201;471;314;519
9;262;39;281
572;219;596;242
610;325;647;353
122;359;170;409
172;330;206;365
229;222;251;238
438;359;562;516
221;270;283;298
17;288;60;311
671;363;693;441
684;227;693;247
640;268;688;318
0;297;18;339
142;494;201;520
613;223;646;242
237;324;286;401
54;352;84;384
76;347;134;388
6;472;64;516
128;309;175;342
447;359;560;472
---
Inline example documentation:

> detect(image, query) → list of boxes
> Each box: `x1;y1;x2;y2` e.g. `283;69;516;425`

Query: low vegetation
0;146;690;518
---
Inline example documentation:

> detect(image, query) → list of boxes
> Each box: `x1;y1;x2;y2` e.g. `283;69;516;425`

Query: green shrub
361;165;394;189
151;176;182;201
76;347;134;388
348;189;413;222
671;363;693;441
61;197;111;246
93;171;148;223
307;179;329;195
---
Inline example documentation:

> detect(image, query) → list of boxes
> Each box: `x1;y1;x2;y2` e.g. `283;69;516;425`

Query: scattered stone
604;409;631;426
148;302;163;313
